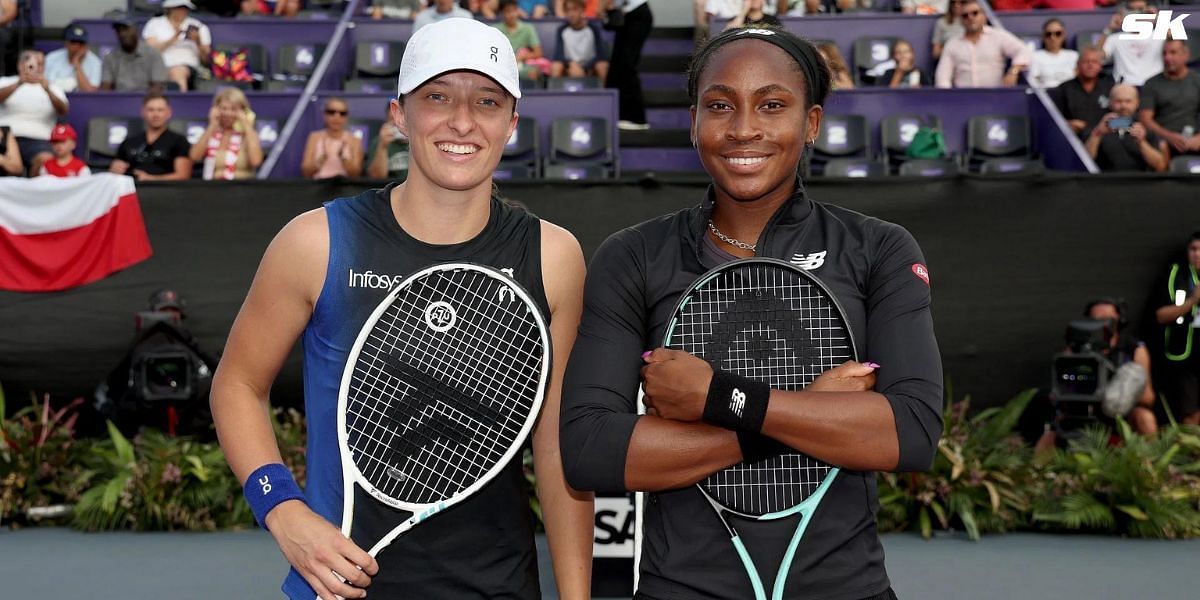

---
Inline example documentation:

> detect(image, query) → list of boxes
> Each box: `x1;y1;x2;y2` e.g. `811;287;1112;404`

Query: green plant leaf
919;507;932;539
1154;444;1181;473
929;500;948;529
958;506;981;541
1116;505;1150;521
106;421;134;465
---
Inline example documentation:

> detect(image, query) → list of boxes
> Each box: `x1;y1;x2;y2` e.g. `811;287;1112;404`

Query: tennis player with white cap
212;18;593;600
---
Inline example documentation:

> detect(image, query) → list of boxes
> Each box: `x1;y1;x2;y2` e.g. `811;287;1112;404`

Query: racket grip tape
703;370;770;434
243;463;306;530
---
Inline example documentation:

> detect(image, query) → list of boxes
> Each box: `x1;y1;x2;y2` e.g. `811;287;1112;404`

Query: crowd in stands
0;0;1196;177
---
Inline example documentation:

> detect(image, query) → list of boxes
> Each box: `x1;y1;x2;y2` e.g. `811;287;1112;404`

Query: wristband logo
730;388;746;417
259;475;272;495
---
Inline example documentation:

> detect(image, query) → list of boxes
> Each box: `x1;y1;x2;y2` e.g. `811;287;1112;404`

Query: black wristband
736;431;792;463
703;370;770;433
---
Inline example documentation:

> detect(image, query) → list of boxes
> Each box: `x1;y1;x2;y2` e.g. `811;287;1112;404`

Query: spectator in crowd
1139;40;1200;157
0;124;21;176
0;0;16;76
370;0;426;19
1156;232;1200;427
189;87;263;180
39;123;90;178
1034;298;1159;452
726;0;782;30
698;0;740;41
552;0;610;81
611;0;653;130
463;0;501;18
44;25;100;93
143;0;213;92
366;106;408;180
1086;84;1168;172
496;0;546;82
553;0;602;18
834;0;874;10
935;0;1030;88
414;0;472;31
877;39;930;88
0;50;68;177
1099;0;1163;86
265;0;303;16
110;92;193;181
518;0;552;18
783;0;835;15
902;0;946;14
301;97;363;179
817;41;855;90
931;0;964;60
1029;18;1077;89
102;15;170;92
1054;47;1115;140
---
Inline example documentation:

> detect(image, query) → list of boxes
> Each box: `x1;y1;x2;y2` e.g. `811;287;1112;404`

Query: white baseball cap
397;18;522;100
163;0;196;9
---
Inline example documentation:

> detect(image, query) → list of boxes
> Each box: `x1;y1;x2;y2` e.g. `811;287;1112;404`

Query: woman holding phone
189;86;263;180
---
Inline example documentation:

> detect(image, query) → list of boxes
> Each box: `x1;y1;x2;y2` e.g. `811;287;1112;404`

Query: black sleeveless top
284;183;549;599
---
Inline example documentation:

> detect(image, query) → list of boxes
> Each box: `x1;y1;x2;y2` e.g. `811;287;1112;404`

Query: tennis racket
332;262;551;593
651;257;857;600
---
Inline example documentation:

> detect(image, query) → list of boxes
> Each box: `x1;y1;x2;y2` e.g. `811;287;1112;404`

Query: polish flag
0;173;152;292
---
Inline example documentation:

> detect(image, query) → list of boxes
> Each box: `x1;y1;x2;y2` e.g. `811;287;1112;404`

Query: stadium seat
852;36;901;86
196;79;254;93
809;114;868;176
543;164;608;180
355;42;405;78
897;158;959;177
276;44;327;80
545;117;613;177
821;158;886;178
1017;33;1041;53
264;80;307;92
493;165;538;180
546;77;602;92
130;0;164;16
500;117;539;179
1169;156;1200;174
980;157;1044;175
880;114;943;174
343;78;398;94
213;43;268;85
168;118;207;145
1187;31;1200;68
85;117;139;168
965;115;1030;171
346;119;384;154
1075;30;1104;52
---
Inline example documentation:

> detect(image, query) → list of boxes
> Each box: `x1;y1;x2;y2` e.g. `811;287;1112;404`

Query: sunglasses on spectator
325;109;348;116
963;9;982;16
1044;30;1064;37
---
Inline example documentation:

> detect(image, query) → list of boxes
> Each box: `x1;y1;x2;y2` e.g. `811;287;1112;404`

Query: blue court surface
0;528;1193;598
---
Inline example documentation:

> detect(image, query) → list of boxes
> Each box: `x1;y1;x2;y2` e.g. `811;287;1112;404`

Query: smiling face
217;99;243;129
395;70;518;193
690;40;820;205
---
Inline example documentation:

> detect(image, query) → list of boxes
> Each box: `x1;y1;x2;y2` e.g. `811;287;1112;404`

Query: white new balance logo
790;251;827;270
729;388;746;417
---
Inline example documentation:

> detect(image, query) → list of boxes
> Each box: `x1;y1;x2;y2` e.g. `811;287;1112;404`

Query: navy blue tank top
283;183;550;599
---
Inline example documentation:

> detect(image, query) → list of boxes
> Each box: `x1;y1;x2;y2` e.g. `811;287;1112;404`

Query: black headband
688;27;828;109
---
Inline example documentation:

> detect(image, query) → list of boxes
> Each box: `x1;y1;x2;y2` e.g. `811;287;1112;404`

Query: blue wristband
243;463;305;530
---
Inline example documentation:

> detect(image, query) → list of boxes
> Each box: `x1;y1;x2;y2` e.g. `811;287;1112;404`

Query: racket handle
633;385;646;590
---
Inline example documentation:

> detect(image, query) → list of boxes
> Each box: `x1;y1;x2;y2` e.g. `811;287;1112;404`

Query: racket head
336;262;551;513
663;258;857;519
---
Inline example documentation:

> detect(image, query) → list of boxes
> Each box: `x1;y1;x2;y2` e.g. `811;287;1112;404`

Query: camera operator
1035;298;1157;452
1155;232;1200;427
1085;83;1168;172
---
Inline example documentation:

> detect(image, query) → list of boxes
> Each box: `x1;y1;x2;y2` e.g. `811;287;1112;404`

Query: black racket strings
676;264;851;516
345;269;544;505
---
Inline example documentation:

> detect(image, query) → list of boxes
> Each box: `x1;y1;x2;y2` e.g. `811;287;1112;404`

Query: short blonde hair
212;87;251;112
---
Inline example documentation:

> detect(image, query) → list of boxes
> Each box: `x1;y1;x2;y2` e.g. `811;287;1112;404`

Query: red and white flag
0;173;152;292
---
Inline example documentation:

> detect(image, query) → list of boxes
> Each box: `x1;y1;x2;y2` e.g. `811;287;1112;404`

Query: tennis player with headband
561;27;943;599
211;18;593;600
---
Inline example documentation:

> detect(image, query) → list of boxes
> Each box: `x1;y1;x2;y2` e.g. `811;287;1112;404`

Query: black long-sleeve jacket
561;184;943;600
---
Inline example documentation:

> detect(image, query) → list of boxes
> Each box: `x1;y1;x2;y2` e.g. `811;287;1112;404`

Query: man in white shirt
1098;0;1163;86
44;24;101;93
142;0;212;92
413;0;472;31
0;50;69;176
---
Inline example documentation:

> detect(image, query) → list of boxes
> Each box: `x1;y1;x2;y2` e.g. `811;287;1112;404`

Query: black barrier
2;175;1199;412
